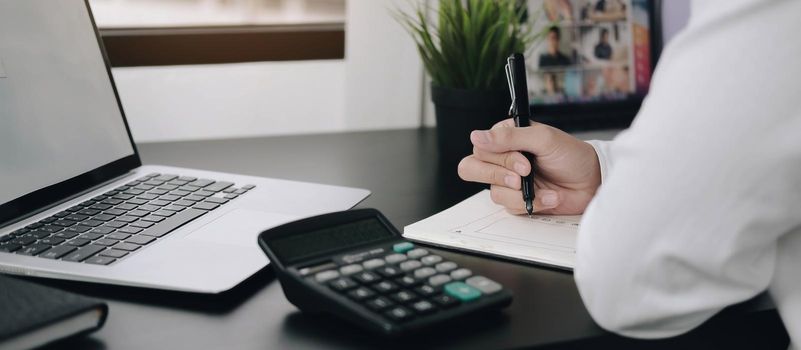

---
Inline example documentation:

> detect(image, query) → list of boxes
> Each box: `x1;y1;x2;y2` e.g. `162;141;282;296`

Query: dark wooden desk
43;128;786;349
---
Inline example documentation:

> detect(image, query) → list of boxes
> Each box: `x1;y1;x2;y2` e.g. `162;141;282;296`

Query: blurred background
90;0;690;143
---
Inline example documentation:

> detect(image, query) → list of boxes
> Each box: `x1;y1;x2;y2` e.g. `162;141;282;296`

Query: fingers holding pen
458;155;522;189
489;186;562;215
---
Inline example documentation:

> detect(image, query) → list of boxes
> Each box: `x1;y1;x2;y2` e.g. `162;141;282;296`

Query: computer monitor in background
525;0;662;130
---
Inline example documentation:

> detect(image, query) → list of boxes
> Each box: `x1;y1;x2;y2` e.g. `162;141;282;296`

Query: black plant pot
431;84;511;166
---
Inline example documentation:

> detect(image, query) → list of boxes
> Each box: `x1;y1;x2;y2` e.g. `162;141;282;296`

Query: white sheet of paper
403;190;580;270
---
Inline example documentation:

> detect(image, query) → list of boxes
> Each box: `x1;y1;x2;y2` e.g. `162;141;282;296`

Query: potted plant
397;0;541;164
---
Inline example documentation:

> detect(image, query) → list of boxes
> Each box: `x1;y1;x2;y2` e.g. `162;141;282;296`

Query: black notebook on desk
0;275;108;350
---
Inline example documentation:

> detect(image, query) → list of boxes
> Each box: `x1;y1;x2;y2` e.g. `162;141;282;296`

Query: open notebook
403;190;580;270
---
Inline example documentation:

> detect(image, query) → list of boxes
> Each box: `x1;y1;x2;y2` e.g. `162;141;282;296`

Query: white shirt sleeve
574;0;801;339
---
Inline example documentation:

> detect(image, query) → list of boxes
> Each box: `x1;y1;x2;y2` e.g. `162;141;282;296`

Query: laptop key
159;194;181;202
78;209;101;216
204;181;234;192
127;198;149;205
80;233;105;240
81;220;103;227
0;243;22;252
67;238;91;247
90;203;114;211
0;235;12;243
152;210;175;217
93;239;118;246
153;174;178;182
170;190;191;197
17;244;50;256
40;245;77;259
115;203;137;211
104;208;127;216
54;231;79;239
39;225;63;233
66;205;83;212
205;197;228;205
149;199;170;207
163;205;185;212
66;225;91;233
140;208;206;238
158;184;178;191
106;233;131;241
113;242;140;252
141;215;165;223
130;221;154;229
85;256;116;266
26;231;51;239
65;214;89;222
149;189;169;195
173;200;195;207
190;179;214;187
138;204;160;212
100;249;128;258
193;202;219;211
119;227;143;234
127;210;149;217
63;245;105;262
53;219;77;227
126;235;155;245
92;214;116;222
11;236;37;246
90;226;115;235
116;216;137;223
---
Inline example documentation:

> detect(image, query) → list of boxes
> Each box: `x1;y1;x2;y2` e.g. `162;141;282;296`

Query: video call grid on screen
526;0;652;105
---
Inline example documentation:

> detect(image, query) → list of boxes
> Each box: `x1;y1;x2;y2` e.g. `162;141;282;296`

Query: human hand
457;119;602;215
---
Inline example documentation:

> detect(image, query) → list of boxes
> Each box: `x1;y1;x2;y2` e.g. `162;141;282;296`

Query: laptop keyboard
0;173;256;266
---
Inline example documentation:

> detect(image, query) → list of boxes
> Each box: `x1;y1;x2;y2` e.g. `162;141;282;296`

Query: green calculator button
393;242;415;253
444;282;482;302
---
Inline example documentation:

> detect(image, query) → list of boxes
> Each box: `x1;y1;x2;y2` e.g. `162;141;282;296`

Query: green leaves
395;0;540;90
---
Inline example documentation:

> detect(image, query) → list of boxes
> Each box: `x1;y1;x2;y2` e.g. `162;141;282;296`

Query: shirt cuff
586;140;611;184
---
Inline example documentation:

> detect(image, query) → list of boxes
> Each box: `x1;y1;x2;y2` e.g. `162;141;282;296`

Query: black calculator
257;208;513;336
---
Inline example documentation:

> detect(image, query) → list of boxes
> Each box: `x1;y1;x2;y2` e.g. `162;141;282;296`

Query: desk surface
42;128;785;350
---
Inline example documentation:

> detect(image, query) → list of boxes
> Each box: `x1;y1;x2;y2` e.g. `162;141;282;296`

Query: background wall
115;0;690;143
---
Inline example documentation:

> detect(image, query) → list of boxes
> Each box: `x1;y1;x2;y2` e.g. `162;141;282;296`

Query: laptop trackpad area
185;209;298;247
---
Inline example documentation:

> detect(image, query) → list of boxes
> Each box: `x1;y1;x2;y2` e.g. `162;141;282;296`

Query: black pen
505;53;535;217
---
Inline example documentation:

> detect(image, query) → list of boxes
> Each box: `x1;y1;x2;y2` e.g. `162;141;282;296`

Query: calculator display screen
270;218;393;264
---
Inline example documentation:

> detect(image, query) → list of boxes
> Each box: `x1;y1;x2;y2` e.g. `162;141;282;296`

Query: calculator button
390;290;418;303
366;297;395;311
329;277;358;292
376;266;403;278
432;294;460;308
414;284;439;297
384;253;408;264
406;248;429;259
373;281;399;293
428;274;452;287
399;260;422;271
410;300;436;315
339;264;364;275
353;271;381;284
392;242;415;254
421;255;442;265
466;276;503;295
362;258;386;269
444;282;482;302
314;270;340;283
348;287;376;301
396;275;422;288
450;268;473;280
385;306;414;322
413;267;437;279
435;261;458;273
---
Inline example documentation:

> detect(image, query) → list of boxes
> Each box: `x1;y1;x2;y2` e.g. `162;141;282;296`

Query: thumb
470;123;556;156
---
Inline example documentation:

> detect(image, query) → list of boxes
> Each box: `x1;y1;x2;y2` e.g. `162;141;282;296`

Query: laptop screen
0;0;138;223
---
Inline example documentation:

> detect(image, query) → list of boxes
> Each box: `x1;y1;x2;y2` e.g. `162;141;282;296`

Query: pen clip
505;59;516;116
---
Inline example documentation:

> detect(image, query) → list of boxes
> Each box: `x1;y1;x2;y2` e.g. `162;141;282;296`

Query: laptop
0;0;370;293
